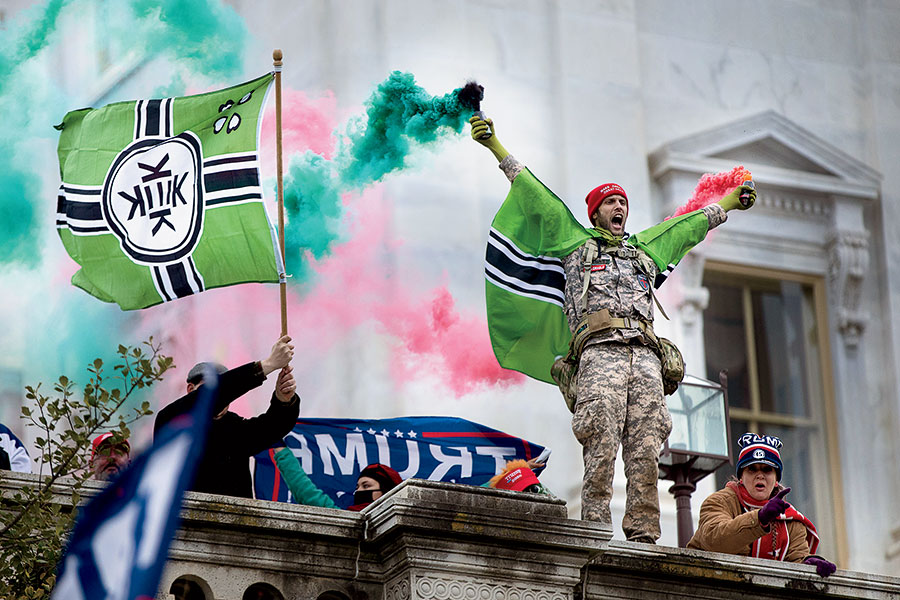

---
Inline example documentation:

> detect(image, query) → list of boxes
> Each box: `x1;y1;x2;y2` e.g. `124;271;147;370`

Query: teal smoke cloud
281;71;473;277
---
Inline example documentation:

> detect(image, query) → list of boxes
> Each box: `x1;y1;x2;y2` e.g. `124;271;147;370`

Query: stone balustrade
2;472;897;599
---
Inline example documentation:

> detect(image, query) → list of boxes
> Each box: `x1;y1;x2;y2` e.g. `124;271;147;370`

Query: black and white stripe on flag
57;184;108;235
152;258;205;302
134;97;208;299
484;228;565;307
203;152;264;208
654;263;676;288
134;98;174;139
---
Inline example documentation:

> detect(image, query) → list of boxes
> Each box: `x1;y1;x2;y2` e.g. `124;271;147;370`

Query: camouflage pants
571;343;672;541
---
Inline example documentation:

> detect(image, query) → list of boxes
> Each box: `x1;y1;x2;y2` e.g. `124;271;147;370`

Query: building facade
1;0;898;577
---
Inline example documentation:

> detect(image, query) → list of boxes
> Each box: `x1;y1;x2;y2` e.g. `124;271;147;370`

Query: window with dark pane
701;264;836;559
703;281;750;410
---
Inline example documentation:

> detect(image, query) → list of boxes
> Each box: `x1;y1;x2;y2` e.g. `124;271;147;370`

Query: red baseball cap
585;183;628;221
493;466;541;492
91;432;130;463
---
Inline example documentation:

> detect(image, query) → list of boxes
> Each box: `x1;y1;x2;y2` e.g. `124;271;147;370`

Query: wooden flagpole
273;49;288;337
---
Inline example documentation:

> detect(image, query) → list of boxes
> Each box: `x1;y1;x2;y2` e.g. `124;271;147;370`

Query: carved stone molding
414;575;568;600
385;574;570;600
386;575;411;600
826;230;870;347
757;191;832;219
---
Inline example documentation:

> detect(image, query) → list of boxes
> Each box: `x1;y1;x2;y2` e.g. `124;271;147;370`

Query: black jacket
154;361;300;498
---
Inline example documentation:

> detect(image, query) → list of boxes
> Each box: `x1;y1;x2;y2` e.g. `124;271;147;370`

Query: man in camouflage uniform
470;116;755;542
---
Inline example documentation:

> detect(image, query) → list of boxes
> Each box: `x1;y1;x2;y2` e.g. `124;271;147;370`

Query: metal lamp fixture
659;371;732;547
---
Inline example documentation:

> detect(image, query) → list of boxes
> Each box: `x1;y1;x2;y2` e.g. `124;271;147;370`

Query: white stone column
825;194;877;571
672;249;711;379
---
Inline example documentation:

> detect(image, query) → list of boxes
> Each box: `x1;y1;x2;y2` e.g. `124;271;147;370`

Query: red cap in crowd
91;432;130;464
491;461;541;492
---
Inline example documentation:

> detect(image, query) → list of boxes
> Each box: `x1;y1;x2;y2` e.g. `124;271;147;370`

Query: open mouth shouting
608;212;626;234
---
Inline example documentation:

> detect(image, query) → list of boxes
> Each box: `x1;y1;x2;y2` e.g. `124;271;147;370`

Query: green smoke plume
282;71;472;276
339;71;471;189
0;0;248;267
0;0;71;266
0;0;250;387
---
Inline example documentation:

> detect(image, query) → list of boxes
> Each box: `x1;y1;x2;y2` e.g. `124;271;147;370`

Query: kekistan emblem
102;132;204;265
753;449;766;459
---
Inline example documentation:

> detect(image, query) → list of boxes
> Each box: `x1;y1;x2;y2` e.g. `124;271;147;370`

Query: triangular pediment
649;110;881;195
708;136;834;176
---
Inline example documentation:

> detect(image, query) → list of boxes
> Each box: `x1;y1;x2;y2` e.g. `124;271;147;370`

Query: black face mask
353;489;380;506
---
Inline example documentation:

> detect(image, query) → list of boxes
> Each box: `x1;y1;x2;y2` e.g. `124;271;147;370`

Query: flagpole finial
273;49;283;66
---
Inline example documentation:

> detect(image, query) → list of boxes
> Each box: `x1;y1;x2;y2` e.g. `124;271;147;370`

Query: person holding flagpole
470;115;755;543
154;335;300;499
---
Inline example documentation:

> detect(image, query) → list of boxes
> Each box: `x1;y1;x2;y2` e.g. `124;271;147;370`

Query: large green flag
484;169;592;384
485;169;711;383
56;73;282;310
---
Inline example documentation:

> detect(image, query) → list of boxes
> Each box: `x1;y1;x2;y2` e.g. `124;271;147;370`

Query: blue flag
253;416;547;508
51;369;218;600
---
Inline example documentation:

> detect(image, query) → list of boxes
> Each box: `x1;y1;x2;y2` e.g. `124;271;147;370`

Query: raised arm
155;335;296;436
717;181;757;212
469;115;510;163
260;335;294;378
273;445;338;509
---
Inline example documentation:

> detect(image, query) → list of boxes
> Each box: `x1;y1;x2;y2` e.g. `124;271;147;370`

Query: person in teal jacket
470;115;755;543
272;444;402;511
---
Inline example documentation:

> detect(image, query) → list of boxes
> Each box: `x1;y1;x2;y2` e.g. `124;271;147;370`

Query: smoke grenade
739;180;755;208
457;81;491;139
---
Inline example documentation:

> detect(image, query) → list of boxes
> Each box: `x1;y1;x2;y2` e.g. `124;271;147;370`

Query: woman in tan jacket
687;433;836;577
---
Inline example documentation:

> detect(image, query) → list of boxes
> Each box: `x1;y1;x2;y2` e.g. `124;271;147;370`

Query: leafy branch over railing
0;338;173;599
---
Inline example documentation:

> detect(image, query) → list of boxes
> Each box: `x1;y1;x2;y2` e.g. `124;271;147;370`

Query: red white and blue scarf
727;481;820;560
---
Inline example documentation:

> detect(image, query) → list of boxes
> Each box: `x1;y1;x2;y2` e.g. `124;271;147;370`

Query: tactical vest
552;238;684;412
575;237;660;339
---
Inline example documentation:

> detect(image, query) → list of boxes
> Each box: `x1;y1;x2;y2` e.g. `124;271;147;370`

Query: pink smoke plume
667;165;752;219
184;83;339;175
259;86;339;172
295;188;525;395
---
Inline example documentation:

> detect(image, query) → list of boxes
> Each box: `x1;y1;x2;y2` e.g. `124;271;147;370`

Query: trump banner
253;416;547;508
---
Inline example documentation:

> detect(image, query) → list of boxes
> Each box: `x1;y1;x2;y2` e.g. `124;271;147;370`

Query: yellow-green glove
469;115;509;162
718;181;756;212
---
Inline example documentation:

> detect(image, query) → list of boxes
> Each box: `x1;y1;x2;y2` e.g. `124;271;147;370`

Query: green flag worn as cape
484;169;711;383
56;73;281;310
